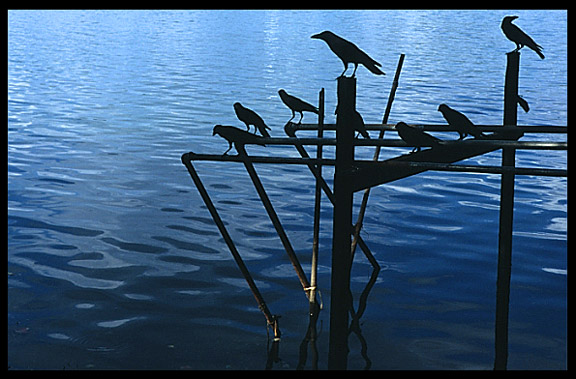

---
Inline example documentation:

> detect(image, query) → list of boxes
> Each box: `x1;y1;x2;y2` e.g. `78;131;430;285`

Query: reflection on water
9;10;566;369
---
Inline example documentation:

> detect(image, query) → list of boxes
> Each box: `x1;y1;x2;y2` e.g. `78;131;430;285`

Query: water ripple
8;215;104;237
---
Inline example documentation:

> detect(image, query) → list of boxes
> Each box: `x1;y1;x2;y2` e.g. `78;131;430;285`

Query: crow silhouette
212;125;266;156
395;122;441;153
438;104;485;140
311;31;385;77
501;16;545;59
335;104;370;139
233;102;271;137
278;89;319;124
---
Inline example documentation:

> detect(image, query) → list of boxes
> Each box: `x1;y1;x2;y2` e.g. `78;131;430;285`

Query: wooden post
494;50;519;370
328;77;356;370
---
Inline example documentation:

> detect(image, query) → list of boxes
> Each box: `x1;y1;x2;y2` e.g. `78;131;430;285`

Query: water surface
8;10;566;370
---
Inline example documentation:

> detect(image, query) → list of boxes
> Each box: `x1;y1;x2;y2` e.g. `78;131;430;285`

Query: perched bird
233;102;271;138
395;122;441;153
278;89;319;124
501;16;545;59
335;104;370;139
212;125;266;156
438;104;485;140
311;31;385;77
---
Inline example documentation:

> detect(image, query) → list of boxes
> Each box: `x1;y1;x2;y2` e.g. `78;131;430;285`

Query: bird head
311;31;333;41
233;102;241;111
395;122;409;131
278;89;286;96
503;16;519;23
438;104;448;112
213;125;222;136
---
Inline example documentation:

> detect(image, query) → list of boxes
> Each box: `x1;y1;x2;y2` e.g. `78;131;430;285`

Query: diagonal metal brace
181;153;280;336
235;145;313;299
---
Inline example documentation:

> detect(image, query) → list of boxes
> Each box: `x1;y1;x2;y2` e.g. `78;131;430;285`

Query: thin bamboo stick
351;53;405;260
310;87;325;307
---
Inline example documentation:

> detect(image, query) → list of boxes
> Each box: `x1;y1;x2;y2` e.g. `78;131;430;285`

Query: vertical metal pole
494;50;519;370
310;88;325;310
328;77;356;370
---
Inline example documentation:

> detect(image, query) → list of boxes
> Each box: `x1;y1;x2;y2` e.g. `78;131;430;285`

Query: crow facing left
212;125;267;156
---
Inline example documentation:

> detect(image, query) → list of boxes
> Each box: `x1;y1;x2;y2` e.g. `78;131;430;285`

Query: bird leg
222;142;233;156
339;62;349;78
351;63;359;77
287;112;295;124
297;112;304;125
510;43;523;54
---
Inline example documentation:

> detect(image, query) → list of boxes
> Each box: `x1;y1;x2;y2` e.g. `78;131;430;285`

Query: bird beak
511;15;519;20
311;33;321;39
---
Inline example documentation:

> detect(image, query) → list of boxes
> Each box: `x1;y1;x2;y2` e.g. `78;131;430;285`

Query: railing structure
181;51;566;370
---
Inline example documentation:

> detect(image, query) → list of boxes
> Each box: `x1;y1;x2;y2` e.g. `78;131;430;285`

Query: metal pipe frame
183;153;566;178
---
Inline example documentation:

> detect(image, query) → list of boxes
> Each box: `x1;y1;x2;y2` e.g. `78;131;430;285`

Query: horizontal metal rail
204;137;567;150
362;160;567;177
292;123;568;134
182;153;566;177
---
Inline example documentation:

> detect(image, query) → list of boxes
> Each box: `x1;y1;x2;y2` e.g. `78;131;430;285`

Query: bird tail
536;48;545;60
256;121;271;138
259;126;271;138
365;63;385;76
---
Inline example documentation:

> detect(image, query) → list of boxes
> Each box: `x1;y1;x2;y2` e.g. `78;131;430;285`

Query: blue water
8;10;566;370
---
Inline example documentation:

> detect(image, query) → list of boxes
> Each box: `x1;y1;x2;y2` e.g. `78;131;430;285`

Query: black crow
233;102;271;138
501;16;545;59
311;31;385;77
212;125;266;156
335;104;370;139
278;89;319;124
395;122;441;153
438;104;485;140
